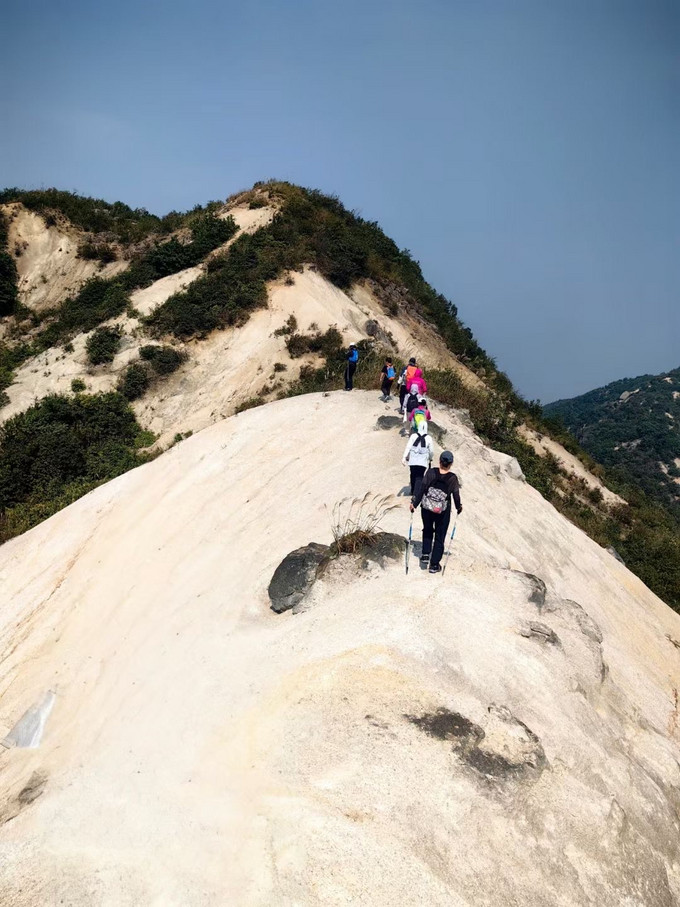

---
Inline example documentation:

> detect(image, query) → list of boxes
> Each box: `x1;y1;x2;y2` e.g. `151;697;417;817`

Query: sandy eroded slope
2;264;477;447
0;391;679;905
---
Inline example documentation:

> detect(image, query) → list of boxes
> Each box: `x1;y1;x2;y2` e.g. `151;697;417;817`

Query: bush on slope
0;211;18;318
0;392;154;541
0;187;222;242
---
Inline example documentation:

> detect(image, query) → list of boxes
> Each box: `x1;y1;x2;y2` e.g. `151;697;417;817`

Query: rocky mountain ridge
0;391;679;905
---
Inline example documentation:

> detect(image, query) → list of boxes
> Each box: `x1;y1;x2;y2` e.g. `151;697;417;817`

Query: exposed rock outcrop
0;391;679;905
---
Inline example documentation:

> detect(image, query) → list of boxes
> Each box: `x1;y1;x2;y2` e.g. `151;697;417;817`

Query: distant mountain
545;367;680;517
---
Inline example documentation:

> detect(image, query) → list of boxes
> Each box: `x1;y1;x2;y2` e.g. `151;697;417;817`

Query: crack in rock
518;621;560;646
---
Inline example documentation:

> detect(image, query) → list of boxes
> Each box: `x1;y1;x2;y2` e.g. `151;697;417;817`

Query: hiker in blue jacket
345;344;359;391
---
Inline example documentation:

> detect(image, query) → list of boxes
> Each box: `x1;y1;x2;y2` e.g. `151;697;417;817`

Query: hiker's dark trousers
421;507;451;567
345;362;357;390
381;377;393;398
399;384;408;409
409;465;426;496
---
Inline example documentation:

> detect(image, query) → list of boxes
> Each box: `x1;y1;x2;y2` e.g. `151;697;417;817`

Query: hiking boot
420;553;430;564
429;564;442;574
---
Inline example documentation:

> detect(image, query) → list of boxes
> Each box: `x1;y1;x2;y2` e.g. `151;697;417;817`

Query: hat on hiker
419;398;427;405
408;357;416;365
440;450;454;466
350;343;357;348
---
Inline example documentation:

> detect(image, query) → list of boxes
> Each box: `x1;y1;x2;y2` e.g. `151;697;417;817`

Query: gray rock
519;621;560;646
428;420;447;446
268;543;330;613
375;415;402;431
504;457;525;481
606;546;625;565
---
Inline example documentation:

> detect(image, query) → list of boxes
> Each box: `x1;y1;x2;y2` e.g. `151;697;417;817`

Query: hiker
410;367;428;396
403;384;421;423
409;397;431;432
344;343;359;391
380;357;396;401
398;358;418;413
410;450;462;574
402;422;434;496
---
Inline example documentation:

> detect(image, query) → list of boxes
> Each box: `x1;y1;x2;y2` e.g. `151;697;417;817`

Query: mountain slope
1;181;679;611
545;367;680;517
0;391;679;905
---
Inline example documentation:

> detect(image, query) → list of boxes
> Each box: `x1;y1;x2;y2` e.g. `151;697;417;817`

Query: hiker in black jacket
410;450;462;574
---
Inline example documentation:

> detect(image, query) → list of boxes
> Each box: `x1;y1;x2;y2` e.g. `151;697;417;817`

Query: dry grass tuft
328;492;399;555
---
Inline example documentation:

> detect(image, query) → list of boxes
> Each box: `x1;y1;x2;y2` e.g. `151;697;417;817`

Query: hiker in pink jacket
410;368;427;395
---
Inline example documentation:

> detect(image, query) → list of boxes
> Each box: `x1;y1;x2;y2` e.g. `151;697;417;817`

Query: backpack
405;365;417;387
386;365;396;380
412;408;427;431
422;477;449;514
406;393;419;414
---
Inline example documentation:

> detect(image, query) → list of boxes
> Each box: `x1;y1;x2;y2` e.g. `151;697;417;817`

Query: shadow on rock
405;704;547;784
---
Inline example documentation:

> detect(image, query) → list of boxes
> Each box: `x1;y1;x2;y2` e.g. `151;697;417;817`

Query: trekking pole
405;512;413;574
441;516;458;577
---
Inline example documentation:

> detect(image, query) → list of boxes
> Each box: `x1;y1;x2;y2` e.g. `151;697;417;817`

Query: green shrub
0;391;150;541
71;378;86;393
0;188;218;243
274;314;298;337
118;363;150;400
55;279;130;336
86;325;122;365
139;344;185;375
286;326;344;360
235;397;264;414
0;212;19;317
78;242;117;263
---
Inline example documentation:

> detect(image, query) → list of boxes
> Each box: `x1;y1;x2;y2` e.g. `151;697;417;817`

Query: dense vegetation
0;211;18;317
0;392;153;541
0;187;222;243
139;344;185;375
545;368;680;519
85;325;123;365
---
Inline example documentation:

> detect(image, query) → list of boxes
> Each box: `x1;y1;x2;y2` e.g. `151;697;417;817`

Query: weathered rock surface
268;542;329;612
0;391;679;905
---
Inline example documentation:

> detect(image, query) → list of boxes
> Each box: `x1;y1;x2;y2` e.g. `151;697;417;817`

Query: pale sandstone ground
0;391;679;906
2;204;129;312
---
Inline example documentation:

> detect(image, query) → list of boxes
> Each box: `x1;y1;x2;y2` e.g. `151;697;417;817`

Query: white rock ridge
0;391;679;905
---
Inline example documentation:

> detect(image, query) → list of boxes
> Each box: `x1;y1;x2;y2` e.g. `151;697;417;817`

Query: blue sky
2;0;678;401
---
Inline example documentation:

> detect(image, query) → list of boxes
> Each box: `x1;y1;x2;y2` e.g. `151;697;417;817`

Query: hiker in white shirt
402;422;434;496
